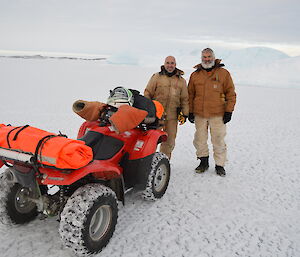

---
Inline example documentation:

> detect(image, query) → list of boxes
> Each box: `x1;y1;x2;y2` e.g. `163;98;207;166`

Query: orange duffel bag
0;124;93;169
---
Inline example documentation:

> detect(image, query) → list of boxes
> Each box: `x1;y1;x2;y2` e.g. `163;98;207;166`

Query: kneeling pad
109;105;148;133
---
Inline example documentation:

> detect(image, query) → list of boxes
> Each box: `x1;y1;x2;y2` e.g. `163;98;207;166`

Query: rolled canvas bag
0;124;93;169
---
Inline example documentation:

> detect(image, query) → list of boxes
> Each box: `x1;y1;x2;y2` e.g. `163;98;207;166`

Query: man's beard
201;60;215;69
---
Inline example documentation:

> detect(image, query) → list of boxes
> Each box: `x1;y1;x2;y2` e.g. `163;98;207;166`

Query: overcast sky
0;0;299;56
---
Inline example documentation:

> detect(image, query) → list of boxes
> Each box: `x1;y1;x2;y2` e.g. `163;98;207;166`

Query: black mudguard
121;153;154;190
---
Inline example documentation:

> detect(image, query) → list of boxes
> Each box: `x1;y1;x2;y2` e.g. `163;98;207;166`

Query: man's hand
178;111;187;125
223;112;232;124
188;113;195;123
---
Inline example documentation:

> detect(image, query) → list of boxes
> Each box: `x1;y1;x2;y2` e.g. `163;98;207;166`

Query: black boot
215;165;226;177
195;156;209;173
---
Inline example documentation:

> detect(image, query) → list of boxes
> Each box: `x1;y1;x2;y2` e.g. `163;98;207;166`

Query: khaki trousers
193;115;227;166
160;119;178;159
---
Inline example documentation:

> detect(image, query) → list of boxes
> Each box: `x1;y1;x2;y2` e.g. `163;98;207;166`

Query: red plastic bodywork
37;121;167;185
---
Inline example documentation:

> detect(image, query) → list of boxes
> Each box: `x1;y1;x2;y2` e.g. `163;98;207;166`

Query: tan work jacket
144;67;189;120
188;60;236;118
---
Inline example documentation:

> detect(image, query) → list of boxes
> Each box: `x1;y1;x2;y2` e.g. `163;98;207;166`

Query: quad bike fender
129;129;167;160
77;121;99;139
40;160;122;185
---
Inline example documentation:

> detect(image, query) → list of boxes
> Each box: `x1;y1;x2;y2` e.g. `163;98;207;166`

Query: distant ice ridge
107;52;139;65
221;47;289;69
101;47;300;89
0;54;106;61
230;55;300;89
101;46;292;67
1;47;299;89
0;49;109;61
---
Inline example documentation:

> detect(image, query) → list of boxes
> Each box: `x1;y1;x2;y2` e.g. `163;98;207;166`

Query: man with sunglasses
188;48;236;176
144;56;189;159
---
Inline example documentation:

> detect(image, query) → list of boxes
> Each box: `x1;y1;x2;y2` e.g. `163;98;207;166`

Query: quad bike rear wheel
142;152;170;200
59;183;118;256
0;172;38;225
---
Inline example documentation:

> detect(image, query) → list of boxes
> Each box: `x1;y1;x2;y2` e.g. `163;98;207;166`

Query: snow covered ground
0;57;299;257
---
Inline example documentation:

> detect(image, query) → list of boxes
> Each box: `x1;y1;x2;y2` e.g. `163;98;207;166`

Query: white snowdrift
0;58;299;257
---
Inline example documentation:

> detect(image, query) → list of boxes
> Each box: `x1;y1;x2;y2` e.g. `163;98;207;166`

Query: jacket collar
159;66;184;77
193;59;224;71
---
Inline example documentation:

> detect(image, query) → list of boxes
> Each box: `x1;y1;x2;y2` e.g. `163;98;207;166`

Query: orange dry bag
0;124;93;169
152;100;164;119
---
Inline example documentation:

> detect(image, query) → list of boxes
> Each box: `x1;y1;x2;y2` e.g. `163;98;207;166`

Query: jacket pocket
211;82;222;92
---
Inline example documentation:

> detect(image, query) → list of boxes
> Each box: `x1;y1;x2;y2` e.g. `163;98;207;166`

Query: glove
188;113;195;123
176;108;186;125
177;107;186;125
178;112;187;125
223;112;232;124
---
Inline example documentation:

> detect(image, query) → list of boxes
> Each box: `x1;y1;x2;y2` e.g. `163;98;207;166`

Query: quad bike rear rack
0;147;34;164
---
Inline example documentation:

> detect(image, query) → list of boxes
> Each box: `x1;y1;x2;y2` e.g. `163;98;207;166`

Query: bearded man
188;48;236;176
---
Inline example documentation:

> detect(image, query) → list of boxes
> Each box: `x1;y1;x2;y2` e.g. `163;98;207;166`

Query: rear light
158;135;167;143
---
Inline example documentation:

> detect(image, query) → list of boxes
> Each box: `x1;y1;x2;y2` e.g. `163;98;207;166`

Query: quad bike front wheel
0;172;38;225
142;152;170;200
59;183;118;256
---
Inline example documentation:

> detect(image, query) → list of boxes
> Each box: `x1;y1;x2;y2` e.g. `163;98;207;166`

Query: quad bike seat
79;131;124;160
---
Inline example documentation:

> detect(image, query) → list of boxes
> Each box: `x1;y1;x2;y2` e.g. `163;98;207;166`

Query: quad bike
0;105;170;256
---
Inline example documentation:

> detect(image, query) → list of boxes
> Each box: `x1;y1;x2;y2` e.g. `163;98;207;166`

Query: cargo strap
13;125;30;140
6;126;22;148
6;125;30;148
33;133;68;166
